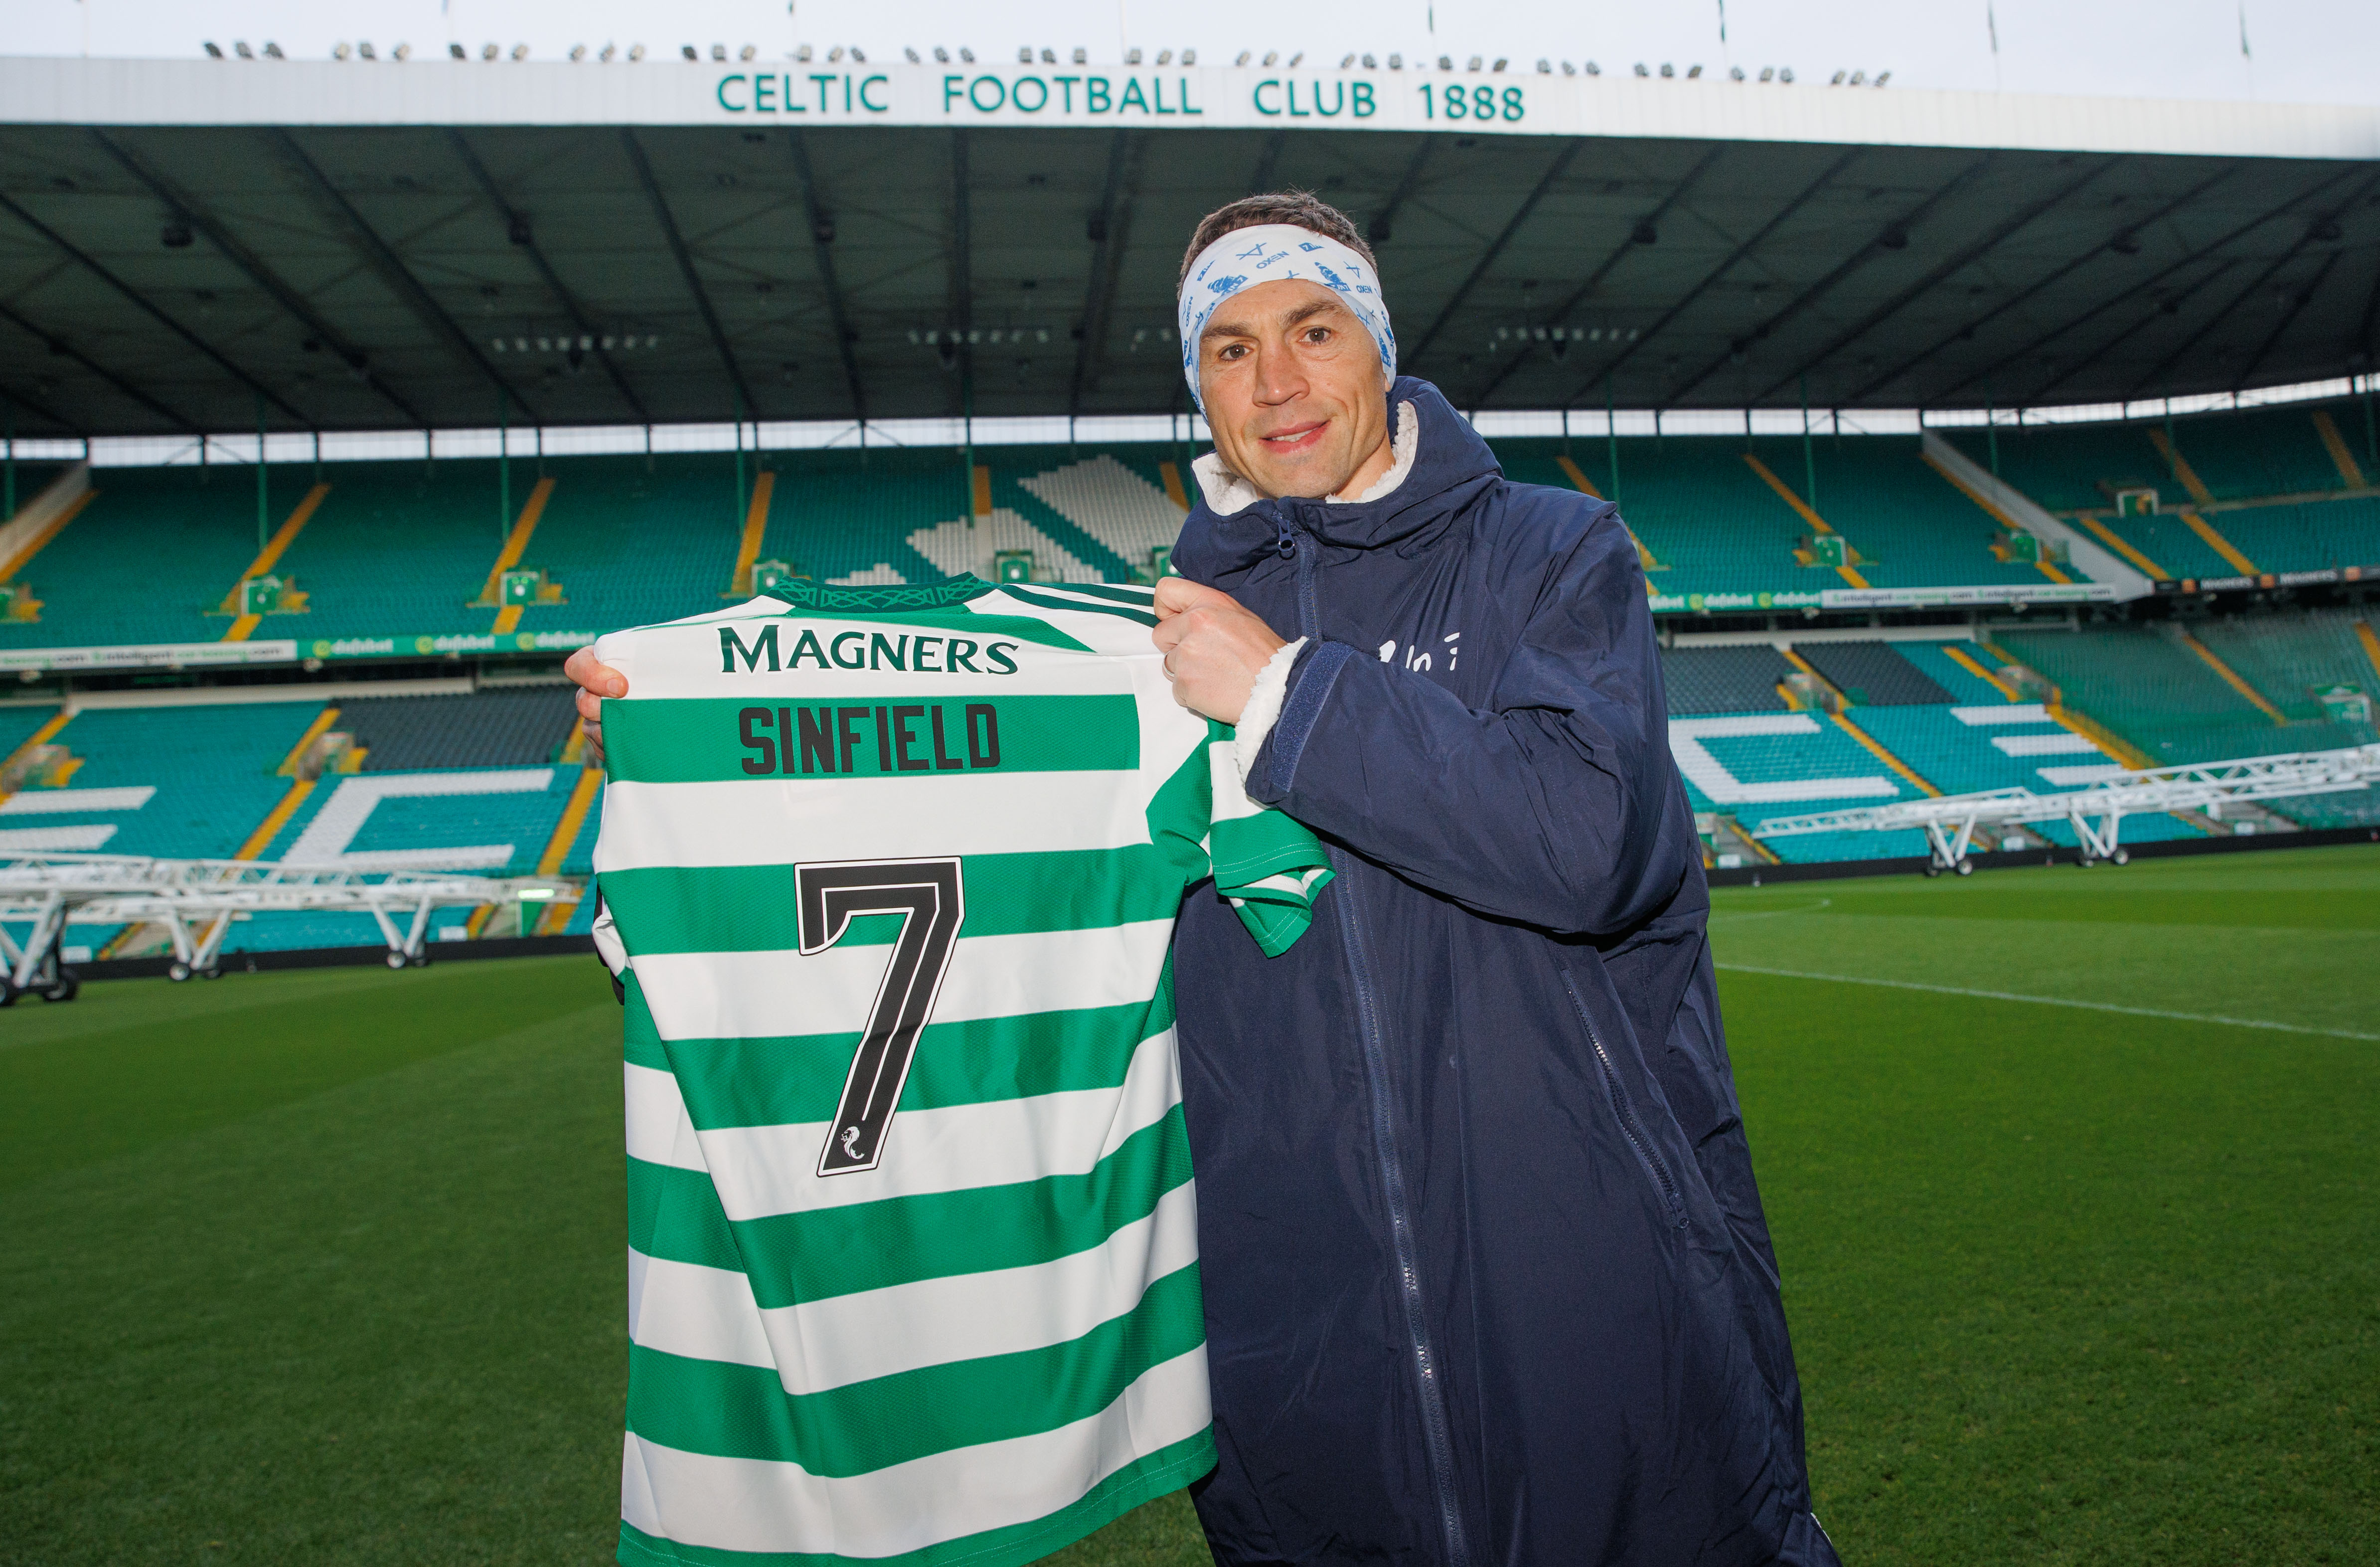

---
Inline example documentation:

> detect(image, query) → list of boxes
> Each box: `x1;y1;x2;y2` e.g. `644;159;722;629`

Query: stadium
2;15;2376;1565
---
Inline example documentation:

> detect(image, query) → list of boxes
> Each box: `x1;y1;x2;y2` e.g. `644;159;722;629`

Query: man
569;192;1837;1565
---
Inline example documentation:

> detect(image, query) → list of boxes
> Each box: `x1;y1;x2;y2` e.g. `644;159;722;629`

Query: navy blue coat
1169;379;1839;1566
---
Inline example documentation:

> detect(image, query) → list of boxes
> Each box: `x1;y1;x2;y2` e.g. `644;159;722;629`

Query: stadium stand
0;405;2366;930
0;466;269;648
6;399;2366;666
1661;636;2207;860
1659;644;1795;713
1792;641;1954;706
0;689;597;961
250;458;515;645
1778;436;2051;589
1940;402;2380;581
1667;706;1929;864
1991;623;2361;766
337;686;577;771
1501;441;1801;596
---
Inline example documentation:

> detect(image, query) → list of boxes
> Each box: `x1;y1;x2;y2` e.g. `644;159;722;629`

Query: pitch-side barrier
0;853;579;1001
1755;744;2380;875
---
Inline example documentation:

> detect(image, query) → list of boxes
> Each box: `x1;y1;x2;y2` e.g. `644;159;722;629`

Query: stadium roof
2;58;2378;440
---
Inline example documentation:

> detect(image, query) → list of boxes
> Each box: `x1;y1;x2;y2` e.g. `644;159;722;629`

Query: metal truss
0;853;578;998
1755;744;2380;874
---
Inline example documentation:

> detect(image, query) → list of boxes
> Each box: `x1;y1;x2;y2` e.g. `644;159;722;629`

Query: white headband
1177;223;1396;411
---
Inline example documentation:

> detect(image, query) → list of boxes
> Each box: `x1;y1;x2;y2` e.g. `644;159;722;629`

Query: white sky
11;0;2379;106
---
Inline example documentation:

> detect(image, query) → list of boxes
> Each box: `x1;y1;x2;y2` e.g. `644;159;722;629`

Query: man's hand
564;645;627;765
1151;578;1288;725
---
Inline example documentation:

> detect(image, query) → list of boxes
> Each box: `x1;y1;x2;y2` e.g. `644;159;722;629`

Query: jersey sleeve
1150;717;1334;958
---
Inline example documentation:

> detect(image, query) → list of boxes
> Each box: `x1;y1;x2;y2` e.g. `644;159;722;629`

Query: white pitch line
1707;898;1832;923
1714;963;2380;1043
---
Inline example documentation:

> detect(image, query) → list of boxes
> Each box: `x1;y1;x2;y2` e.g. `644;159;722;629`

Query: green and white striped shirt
592;575;1331;1567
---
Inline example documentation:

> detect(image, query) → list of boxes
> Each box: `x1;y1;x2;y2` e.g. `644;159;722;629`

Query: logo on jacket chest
1376;630;1460;673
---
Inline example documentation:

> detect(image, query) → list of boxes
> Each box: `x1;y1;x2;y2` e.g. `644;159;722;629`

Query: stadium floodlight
1536;58;1551;73
234;41;254;59
449;42;467;59
160;218;193;248
1632;62;1647;76
600;42;616;61
1659;62;1674;77
333;42;352;60
1018;46;1032;63
1263;51;1278;67
1289;52;1303;67
794;43;812;61
1126;47;1142;64
1849;69;1865;85
1467;55;1483;71
1874;70;1891;86
1729;65;1744;80
1341;53;1356;68
1180;48;1196;64
510;43;528;60
203;41;224;58
264;41;284;58
482;42;499;60
1586;60;1600;74
393;42;411;60
905;46;920;63
682;44;698;61
1437;55;1452;70
571;44;587;61
1562;60;1576;75
959;46;974;62
1157;48;1173;64
711;43;728;62
1830;69;1846;84
1779;66;1793;81
1492;57;1508;71
1758;65;1773;81
1073;46;1088;64
1362;53;1376;68
829;45;846;62
741;44;758;61
935;46;950;62
631;43;648;60
1040;47;1056;64
358;41;376;60
1386;52;1399;68
1237;51;1254;66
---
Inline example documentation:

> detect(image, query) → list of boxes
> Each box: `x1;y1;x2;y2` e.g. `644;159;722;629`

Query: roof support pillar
787;130;866;422
619;128;754;418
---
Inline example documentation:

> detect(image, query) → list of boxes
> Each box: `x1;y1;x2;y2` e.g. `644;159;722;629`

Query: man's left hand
1151;578;1288;725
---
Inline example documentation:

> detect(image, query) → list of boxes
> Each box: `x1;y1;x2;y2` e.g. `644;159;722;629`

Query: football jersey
589;574;1332;1567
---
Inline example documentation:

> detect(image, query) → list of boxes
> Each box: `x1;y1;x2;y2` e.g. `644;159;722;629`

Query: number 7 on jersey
794;858;965;1177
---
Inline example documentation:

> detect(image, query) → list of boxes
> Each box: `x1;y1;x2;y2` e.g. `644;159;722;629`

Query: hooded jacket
1168;378;1840;1566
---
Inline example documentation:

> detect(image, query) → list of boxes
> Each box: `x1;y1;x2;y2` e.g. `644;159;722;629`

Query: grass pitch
2;845;2374;1564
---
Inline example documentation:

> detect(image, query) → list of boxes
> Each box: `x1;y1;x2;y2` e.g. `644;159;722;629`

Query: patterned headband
1177;223;1396;411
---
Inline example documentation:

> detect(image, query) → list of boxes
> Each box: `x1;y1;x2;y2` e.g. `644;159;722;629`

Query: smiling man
567;191;1837;1566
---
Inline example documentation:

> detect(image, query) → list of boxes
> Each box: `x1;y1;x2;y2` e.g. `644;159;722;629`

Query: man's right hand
564;646;628;765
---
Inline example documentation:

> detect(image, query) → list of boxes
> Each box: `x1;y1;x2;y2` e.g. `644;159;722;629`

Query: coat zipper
1289;520;1473;1567
1561;974;1689;1229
